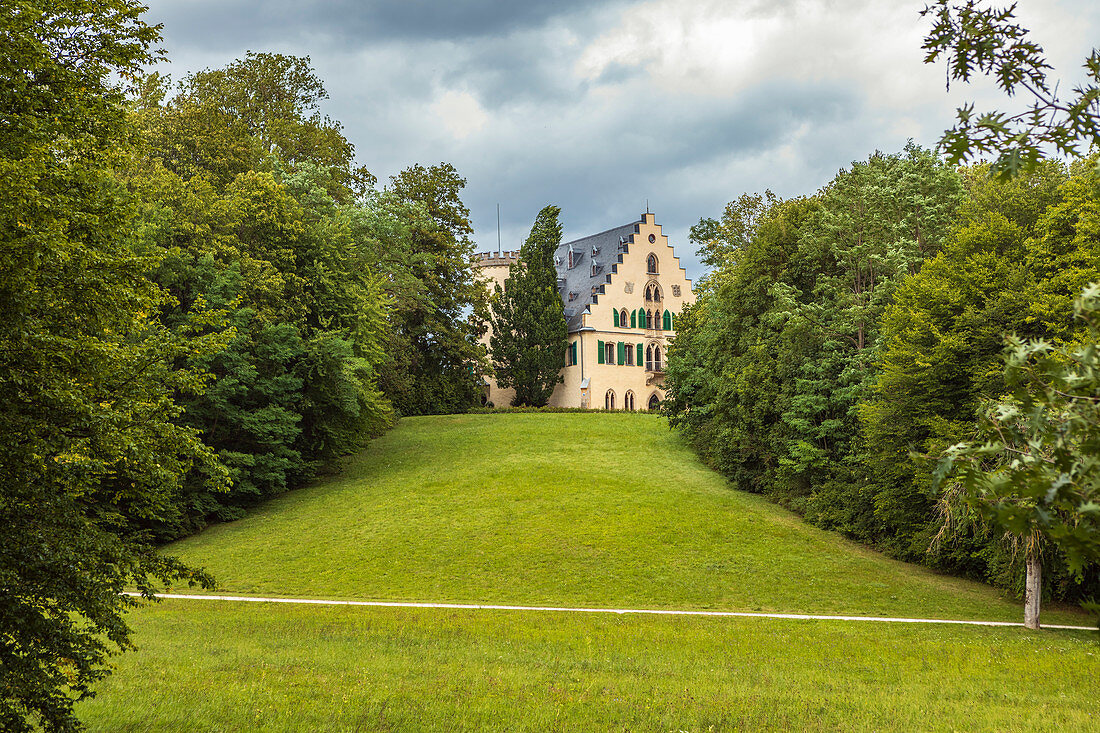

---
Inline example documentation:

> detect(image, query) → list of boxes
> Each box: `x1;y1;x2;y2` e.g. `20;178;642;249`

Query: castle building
475;212;696;409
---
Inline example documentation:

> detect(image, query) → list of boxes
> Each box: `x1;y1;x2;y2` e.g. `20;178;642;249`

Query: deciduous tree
383;163;489;414
0;2;226;729
935;284;1100;628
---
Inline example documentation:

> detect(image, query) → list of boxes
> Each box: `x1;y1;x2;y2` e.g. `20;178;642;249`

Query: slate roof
554;220;639;332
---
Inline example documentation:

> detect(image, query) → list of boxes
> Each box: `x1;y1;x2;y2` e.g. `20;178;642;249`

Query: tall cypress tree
490;205;568;406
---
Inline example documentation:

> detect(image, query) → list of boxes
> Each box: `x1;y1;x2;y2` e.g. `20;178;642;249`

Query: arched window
605;389;616;410
644;284;652;302
646;310;653;329
645;344;653;371
650;282;662;301
654;309;663;331
647;254;659;274
655;345;663;371
620;308;628;328
624;390;635;411
648;393;661;410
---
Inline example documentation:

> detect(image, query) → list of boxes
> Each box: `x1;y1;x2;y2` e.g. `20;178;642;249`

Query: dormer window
555;256;562;266
592;244;599;255
568;244;576;269
568;291;578;302
591;263;599;277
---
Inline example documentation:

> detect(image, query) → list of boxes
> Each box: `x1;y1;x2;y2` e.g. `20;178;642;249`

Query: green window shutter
617;341;625;365
631;309;637;328
663;309;672;330
636;343;643;365
597;340;605;364
570;341;577;366
613;309;619;328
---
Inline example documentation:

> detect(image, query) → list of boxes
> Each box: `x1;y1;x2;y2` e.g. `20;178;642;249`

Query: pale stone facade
476;212;695;409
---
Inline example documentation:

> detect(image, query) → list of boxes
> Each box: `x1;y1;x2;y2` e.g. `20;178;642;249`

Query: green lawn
80;602;1099;732
77;413;1099;730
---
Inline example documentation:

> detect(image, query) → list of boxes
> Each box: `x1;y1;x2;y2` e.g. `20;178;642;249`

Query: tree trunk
1024;552;1041;630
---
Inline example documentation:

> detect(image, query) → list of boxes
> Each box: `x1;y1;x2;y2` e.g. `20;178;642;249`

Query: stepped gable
554;221;637;331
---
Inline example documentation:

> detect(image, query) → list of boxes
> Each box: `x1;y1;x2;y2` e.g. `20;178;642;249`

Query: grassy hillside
164;412;1082;623
78;413;1100;731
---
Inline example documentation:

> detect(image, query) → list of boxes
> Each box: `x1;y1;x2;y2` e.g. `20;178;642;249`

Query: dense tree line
665;147;1100;605
124;54;488;537
1;2;488;728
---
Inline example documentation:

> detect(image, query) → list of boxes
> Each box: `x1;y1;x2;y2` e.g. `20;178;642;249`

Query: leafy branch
922;0;1100;179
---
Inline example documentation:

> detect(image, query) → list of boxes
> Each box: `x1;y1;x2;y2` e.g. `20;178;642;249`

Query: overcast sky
143;0;1100;282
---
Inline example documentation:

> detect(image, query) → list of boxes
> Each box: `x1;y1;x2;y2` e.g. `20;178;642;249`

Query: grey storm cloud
454;79;865;253
141;0;1100;279
436;31;607;110
146;0;610;49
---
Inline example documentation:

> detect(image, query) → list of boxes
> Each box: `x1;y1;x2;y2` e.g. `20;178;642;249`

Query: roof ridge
560;220;638;247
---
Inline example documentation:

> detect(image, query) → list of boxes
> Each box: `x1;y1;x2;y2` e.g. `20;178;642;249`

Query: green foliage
667;145;965;523
489;206;569;407
689;191;779;273
125;55;395;536
672;138;1100;606
176;312;307;526
865;161;1100;599
665;195;817;492
863;162;1064;551
0;2;226;729
936;283;1100;576
381;163;489;415
140;52;373;199
922;0;1100;179
769;151;937;511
